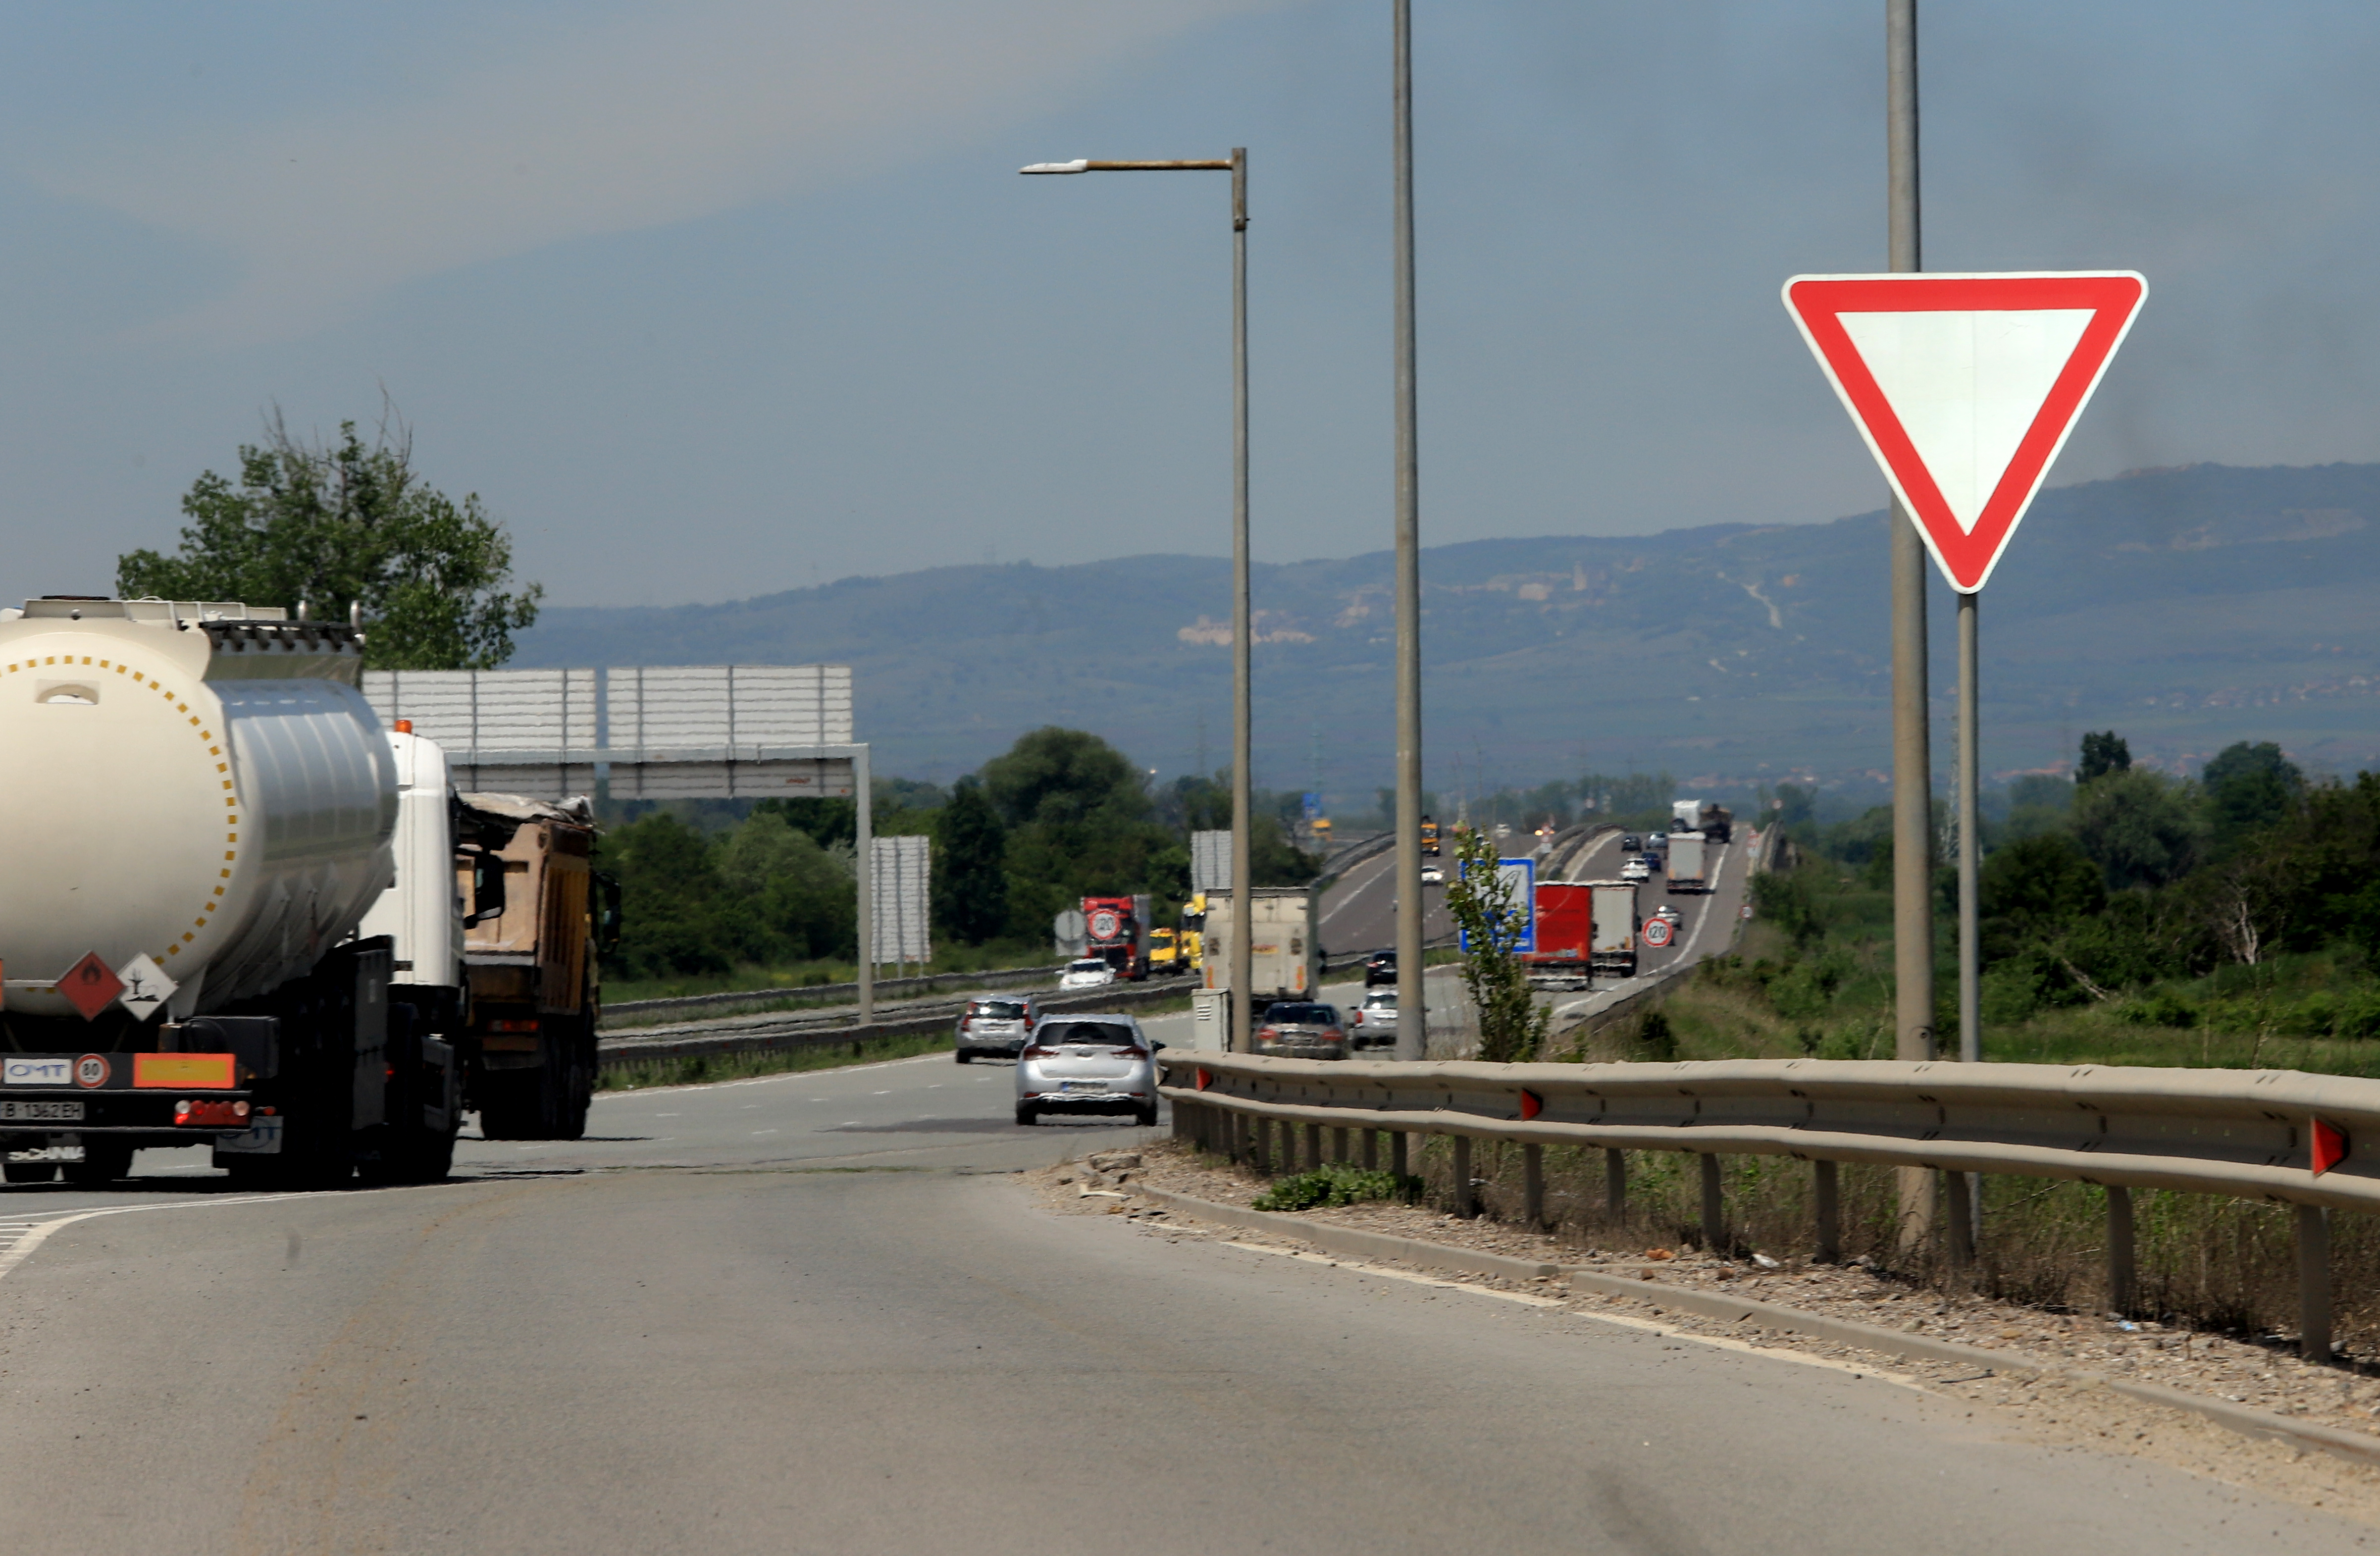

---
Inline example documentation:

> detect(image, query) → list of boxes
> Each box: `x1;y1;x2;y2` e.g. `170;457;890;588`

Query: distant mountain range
511;462;2380;803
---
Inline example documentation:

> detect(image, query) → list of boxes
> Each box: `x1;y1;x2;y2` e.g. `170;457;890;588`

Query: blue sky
0;1;2376;606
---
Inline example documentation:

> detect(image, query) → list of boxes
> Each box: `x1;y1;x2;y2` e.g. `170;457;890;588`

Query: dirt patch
1031;1140;2380;1527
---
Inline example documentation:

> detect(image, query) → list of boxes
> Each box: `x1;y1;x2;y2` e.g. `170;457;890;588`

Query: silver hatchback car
955;994;1040;1063
1015;1015;1160;1128
1254;1001;1349;1060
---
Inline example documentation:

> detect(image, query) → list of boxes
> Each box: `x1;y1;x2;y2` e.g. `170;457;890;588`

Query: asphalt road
1314;843;1452;959
0;1045;2371;1553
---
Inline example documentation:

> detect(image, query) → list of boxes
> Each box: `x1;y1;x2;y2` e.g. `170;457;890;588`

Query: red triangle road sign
1783;272;2146;592
59;951;124;1022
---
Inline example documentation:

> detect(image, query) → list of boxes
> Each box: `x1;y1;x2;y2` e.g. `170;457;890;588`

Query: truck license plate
0;1100;82;1122
215;1115;284;1155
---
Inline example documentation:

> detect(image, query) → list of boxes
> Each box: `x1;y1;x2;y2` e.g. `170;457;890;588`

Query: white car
1016;1015;1158;1127
1420;863;1445;885
1058;957;1117;990
1620;858;1652;882
1350;989;1399;1050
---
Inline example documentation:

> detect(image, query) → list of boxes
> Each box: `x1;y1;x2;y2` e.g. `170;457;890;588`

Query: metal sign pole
1956;589;1982;1256
1886;0;1937;1247
856;743;873;1024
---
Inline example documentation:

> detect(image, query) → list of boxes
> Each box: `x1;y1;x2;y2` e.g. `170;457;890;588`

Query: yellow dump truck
457;794;619;1140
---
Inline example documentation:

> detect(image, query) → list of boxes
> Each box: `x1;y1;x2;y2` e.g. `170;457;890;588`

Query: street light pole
1886;0;1938;1249
1391;0;1426;1064
1021;150;1255;1052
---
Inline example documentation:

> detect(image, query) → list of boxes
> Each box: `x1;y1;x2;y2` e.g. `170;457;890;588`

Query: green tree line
601;726;1322;980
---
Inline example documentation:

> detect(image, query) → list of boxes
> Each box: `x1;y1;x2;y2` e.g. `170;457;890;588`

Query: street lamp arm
1018;158;1234;174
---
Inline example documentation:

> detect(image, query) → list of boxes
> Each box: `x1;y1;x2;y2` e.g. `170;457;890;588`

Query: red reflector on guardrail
1519;1089;1543;1122
1195;1068;1213;1091
2314;1117;2350;1177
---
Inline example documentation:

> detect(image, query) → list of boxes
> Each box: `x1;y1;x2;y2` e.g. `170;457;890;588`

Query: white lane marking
1674;844;1734;963
1565;1297;1925;1392
0;1190;383;1286
1218;1241;1923;1393
655;1112;680;1117
1222;1242;1563;1307
873;1090;890;1095
752;1130;778;1136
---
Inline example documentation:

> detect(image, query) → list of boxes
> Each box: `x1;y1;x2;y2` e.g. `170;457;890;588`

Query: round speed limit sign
1641;918;1675;949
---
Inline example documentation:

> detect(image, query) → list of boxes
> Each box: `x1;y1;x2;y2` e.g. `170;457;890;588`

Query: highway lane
0;1056;2367;1553
0;1050;1167;1216
1314;844;1451;959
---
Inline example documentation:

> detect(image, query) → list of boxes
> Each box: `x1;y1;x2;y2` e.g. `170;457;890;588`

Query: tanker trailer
0;598;468;1187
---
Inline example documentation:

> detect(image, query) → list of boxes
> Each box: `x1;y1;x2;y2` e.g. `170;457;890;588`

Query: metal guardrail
600;974;1200;1071
1157;1050;2380;1361
602;960;1068;1029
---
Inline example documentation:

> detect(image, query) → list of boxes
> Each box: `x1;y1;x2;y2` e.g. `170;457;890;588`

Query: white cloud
33;0;1286;339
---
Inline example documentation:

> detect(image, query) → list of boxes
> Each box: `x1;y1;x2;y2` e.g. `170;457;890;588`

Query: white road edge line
1222;1241;1563;1306
1220;1240;1925;1393
0;1191;338;1286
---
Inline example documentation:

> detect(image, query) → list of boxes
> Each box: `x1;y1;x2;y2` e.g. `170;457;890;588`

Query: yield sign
1783;271;2146;592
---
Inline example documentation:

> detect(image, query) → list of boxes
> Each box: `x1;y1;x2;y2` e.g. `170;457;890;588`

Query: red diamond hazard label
59;952;124;1022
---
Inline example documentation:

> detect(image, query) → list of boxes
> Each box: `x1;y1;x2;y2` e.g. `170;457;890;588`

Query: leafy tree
603;813;740;978
1444;827;1548;1063
1979;833;2107;933
2201;740;2303;850
753;797;857;850
932;778;1009;945
2071;769;2203;892
983;727;1149;828
718;812;856;963
2077;730;2132;785
116;411;541;670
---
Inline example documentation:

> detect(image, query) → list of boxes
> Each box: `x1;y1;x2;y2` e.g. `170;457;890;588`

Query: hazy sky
0;1;2376;606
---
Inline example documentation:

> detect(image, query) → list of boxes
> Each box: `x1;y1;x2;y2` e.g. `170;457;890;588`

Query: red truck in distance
1082;894;1153;981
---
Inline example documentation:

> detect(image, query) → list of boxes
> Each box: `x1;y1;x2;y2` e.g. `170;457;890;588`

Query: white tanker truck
0;596;600;1187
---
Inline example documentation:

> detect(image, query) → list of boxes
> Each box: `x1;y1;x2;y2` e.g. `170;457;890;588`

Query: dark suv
1364;949;1397;987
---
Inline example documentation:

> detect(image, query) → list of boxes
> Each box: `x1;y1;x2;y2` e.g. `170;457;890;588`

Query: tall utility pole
1391;0;1427;1063
1886;0;1937;1244
1229;147;1254;1056
1017;149;1252;1050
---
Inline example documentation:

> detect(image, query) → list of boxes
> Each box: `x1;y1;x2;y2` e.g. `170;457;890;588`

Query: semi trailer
1523;882;1594;990
0;596;606;1188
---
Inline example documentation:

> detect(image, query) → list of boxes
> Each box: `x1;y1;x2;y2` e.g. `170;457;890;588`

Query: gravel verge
1028;1139;2380;1526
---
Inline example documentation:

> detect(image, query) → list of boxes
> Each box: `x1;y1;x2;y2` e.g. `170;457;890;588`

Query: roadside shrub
1636;1010;1678;1062
1252;1163;1420;1212
2116;989;2200;1029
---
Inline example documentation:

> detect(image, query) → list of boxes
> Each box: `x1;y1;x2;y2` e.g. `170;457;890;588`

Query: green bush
2115;990;2200;1029
1251;1163;1421;1213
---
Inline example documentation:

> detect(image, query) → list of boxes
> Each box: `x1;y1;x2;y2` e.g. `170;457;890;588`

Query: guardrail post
1452;1135;1476;1217
1331;1126;1349;1164
1605;1148;1626;1225
1814;1160;1840;1263
1947;1168;1975;1271
1252;1117;1271;1175
1393;1130;1410;1179
1303;1122;1323;1173
2106;1185;2135;1315
1700;1154;1724;1252
2298;1203;2333;1364
1362;1129;1379;1170
1229;1110;1247;1165
1523;1143;1545;1230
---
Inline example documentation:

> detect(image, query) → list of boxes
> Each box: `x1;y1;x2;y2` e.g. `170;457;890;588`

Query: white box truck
1666;831;1710;895
1589;880;1641;977
1198;886;1315;1005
